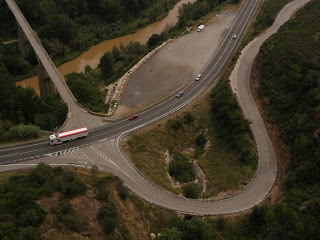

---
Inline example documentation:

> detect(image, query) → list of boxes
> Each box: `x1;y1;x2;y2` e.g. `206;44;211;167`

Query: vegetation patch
0;164;183;240
242;0;320;238
169;152;194;183
126;87;257;198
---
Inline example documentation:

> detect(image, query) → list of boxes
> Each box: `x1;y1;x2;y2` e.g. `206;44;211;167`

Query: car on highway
129;114;138;120
195;74;201;81
232;34;237;39
175;91;184;98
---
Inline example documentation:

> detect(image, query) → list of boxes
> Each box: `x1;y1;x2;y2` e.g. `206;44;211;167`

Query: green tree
184;112;195;124
100;0;123;22
43;13;78;44
182;183;199;199
118;186;129;200
99;51;114;79
112;46;121;61
182;217;214;240
169;153;194;183
161;227;183;240
28;163;55;185
16;226;42;240
66;72;103;109
97;203;119;234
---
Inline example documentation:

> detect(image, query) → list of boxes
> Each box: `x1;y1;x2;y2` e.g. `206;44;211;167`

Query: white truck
50;127;88;146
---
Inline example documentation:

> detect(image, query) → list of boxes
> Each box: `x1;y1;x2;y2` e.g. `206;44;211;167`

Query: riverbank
15;0;195;95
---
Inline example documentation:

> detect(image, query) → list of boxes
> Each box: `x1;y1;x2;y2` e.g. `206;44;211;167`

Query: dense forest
256;0;320;226
214;0;319;238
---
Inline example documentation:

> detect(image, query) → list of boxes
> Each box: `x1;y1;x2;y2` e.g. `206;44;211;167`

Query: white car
232;34;237;39
195;74;201;81
197;25;205;32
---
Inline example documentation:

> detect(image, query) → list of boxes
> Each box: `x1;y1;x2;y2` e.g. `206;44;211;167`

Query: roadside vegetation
125;82;257;199
247;0;320;238
242;0;294;45
0;64;67;143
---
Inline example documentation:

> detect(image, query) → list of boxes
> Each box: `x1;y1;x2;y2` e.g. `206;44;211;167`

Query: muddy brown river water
16;0;195;95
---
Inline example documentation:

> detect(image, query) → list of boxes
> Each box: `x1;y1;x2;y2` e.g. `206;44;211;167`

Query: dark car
129;114;138;120
175;91;184;98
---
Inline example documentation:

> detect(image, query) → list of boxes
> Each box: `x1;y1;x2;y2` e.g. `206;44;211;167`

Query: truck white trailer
50;127;88;146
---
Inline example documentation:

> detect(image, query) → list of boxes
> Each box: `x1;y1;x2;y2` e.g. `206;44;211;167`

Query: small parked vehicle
197;25;205;32
129;114;138;120
232;34;237;39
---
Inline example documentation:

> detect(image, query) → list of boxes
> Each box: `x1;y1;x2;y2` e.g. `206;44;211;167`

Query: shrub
195;134;206;148
8;124;40;139
61;180;87;198
62;215;82;232
169;152;194;183
95;187;109;202
182;216;214;240
97;203;119;235
99;217;118;235
118;186;129;200
97;203;118;221
167;119;183;130
28;163;54;185
184;112;195;123
182;183;199;199
16;226;42;240
58;199;72;215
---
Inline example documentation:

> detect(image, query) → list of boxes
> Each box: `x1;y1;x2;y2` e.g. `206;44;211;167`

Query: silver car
175;91;184;98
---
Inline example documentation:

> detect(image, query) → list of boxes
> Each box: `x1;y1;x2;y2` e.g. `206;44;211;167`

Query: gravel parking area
116;10;238;114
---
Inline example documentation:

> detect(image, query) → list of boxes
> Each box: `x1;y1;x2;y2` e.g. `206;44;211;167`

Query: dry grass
125;92;257;199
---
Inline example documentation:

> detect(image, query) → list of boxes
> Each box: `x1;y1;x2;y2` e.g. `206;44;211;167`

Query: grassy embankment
125;81;257;198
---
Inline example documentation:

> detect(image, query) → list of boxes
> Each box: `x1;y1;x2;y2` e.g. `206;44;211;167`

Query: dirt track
116;10;238;114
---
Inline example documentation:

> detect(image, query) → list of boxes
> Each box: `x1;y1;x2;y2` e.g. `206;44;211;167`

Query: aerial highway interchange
1;0;311;215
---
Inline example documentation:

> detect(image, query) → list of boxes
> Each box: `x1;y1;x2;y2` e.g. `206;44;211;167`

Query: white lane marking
0;147;50;158
90;144;135;182
0;141;47;152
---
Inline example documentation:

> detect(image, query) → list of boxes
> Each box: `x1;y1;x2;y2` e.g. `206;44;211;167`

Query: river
16;0;194;95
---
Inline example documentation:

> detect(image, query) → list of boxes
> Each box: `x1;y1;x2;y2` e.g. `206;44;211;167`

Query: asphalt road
1;0;309;214
1;0;259;164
